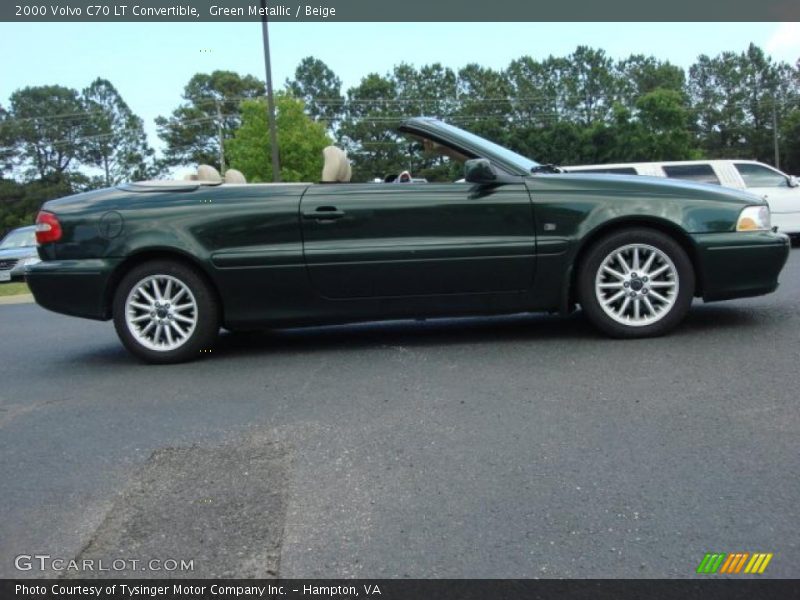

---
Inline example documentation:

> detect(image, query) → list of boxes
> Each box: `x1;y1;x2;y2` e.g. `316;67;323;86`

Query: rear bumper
26;259;119;320
693;231;790;302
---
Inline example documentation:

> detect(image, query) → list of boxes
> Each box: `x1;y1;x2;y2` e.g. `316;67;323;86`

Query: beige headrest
197;164;222;183
224;168;247;184
321;146;351;183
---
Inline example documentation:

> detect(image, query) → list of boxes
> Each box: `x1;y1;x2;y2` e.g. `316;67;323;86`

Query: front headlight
736;205;771;232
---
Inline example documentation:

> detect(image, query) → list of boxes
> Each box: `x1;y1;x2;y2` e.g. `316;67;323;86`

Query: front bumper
26;259;119;320
693;231;791;302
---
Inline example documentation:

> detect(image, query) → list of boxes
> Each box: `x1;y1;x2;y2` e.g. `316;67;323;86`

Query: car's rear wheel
112;260;219;363
577;228;694;338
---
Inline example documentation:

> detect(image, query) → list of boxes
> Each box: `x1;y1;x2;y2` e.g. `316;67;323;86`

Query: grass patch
0;281;30;296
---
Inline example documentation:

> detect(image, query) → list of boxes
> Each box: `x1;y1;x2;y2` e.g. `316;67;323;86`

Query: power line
3;92;795;127
0;114;232;153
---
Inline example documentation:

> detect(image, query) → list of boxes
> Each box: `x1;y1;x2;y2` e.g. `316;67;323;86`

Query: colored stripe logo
696;552;773;574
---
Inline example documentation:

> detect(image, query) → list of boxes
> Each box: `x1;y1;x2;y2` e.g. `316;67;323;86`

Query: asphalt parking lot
1;250;799;579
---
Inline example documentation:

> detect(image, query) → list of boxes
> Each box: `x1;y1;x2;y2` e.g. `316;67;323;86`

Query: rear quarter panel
42;184;313;326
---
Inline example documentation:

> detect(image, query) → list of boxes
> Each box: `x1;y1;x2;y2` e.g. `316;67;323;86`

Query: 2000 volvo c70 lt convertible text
26;118;790;363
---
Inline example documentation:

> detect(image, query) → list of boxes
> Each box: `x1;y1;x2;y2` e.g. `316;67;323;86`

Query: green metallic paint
27;118;791;331
300;182;536;298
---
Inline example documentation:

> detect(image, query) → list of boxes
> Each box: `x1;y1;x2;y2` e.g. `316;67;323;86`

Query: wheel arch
563;217;703;313
102;248;223;320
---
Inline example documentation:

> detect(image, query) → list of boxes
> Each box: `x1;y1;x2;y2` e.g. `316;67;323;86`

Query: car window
402;133;471;182
571;167;638;175
0;229;35;249
662;164;720;185
734;163;788;188
430;120;541;173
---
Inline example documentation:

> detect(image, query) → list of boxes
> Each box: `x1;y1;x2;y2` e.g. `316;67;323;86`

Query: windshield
0;228;35;250
433;121;541;173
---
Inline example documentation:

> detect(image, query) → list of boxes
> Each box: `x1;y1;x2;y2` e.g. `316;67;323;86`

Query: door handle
303;206;345;220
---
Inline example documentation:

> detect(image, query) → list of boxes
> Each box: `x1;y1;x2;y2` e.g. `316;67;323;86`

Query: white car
0;225;40;282
563;160;800;238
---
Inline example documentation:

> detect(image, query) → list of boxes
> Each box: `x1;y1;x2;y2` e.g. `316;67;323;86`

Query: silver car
0;225;40;283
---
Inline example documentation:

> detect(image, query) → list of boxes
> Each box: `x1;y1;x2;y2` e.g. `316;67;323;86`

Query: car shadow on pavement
678;303;769;332
67;304;767;366
211;303;765;358
215;312;594;355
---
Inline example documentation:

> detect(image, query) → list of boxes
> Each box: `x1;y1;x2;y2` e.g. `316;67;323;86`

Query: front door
300;182;536;299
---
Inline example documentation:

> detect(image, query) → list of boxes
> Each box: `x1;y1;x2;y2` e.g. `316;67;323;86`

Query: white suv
564;160;800;237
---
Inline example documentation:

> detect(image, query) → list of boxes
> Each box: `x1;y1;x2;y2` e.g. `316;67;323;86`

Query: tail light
35;211;62;244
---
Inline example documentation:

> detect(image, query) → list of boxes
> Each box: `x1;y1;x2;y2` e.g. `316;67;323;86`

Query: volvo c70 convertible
26;118;790;363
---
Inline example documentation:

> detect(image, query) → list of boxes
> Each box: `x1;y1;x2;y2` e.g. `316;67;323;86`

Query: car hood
526;172;764;206
0;246;38;260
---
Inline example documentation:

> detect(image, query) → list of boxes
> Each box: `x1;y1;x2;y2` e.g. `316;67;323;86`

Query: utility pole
216;99;225;173
772;94;780;170
260;0;281;182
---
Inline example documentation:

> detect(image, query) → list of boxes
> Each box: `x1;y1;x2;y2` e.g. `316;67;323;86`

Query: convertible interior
180;132;471;187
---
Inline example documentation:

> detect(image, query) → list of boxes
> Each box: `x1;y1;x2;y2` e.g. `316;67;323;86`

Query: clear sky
1;22;799;154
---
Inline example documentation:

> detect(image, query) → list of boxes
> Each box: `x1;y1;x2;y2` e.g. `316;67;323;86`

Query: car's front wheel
112;260;219;363
577;228;695;338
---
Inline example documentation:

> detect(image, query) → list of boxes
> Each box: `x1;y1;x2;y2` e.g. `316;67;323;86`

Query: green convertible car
27;118;790;363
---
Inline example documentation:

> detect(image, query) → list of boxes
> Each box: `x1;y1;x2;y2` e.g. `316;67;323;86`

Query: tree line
0;78;161;233
2;43;799;235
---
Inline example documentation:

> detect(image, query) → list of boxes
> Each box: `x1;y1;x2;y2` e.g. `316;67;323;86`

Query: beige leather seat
196;165;223;183
321;146;352;183
183;166;246;184
223;169;246;184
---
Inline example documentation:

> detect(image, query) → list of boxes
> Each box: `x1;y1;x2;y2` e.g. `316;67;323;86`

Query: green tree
562;46;617;125
338;72;405;182
82;78;158;186
387;62;459;119
3;85;91;181
506;55;569;127
455;64;512;142
632;89;699;161
616;55;685;103
688;44;796;163
509;121;586;166
388;63;460;180
0;177;72;235
781;108;800;175
226;94;331;183
156;70;265;170
285;56;344;124
0;104;13;178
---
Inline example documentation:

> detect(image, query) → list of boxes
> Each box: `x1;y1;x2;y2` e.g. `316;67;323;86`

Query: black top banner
2;0;800;22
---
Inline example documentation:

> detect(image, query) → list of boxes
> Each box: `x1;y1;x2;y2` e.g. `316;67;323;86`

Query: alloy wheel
594;243;679;327
124;274;198;351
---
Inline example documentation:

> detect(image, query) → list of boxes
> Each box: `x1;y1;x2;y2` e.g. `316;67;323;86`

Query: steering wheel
383;170;414;183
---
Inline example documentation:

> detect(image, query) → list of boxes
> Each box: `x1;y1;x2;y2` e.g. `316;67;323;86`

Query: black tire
112;260;220;363
577;228;695;338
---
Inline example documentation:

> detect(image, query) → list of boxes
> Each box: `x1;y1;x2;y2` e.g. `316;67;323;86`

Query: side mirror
788;175;799;188
464;158;500;184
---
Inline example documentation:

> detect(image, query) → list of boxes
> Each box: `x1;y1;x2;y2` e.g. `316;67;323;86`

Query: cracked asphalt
1;250;799;578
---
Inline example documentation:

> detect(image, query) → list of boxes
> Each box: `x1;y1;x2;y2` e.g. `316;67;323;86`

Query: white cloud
765;22;800;58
